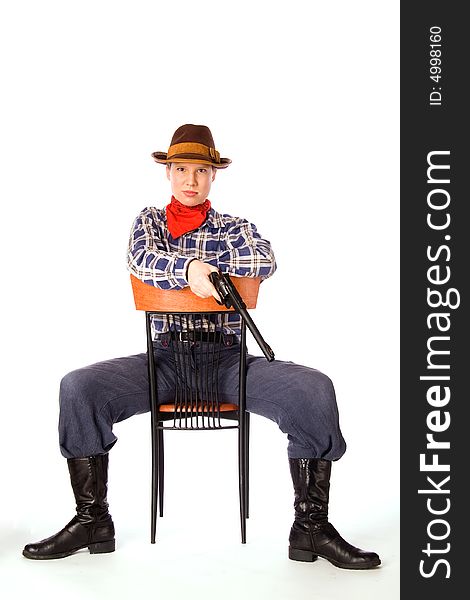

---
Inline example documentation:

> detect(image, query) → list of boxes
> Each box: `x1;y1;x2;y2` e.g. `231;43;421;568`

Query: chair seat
158;403;238;413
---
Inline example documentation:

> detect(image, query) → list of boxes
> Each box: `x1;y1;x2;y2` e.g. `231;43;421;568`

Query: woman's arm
126;208;193;290
216;218;277;279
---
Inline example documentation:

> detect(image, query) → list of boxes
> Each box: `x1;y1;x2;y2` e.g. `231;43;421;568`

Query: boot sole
22;539;115;560
289;547;381;569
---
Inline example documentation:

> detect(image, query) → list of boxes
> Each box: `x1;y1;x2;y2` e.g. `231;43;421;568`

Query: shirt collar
203;207;226;229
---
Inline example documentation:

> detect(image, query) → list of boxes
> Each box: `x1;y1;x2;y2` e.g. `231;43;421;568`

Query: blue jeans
58;340;346;460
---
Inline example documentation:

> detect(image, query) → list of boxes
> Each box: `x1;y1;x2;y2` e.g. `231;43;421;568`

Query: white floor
1;415;399;600
3;523;399;600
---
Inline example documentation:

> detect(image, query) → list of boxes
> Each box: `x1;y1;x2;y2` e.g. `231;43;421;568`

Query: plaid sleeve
126;209;193;290
217;218;277;280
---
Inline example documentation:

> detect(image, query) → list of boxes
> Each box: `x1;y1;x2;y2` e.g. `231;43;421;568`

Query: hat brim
151;151;231;169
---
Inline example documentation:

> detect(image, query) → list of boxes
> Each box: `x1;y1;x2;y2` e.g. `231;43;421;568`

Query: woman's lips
183;191;197;197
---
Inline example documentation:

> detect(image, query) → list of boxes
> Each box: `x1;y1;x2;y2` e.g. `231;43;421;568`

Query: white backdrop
0;1;399;598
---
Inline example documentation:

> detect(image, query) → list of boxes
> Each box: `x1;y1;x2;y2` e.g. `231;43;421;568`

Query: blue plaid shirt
127;205;276;338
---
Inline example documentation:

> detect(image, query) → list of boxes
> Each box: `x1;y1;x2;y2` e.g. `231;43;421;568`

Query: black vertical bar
203;313;210;429
245;411;250;520
401;3;466;595
188;313;196;428
197;313;203;428
210;314;218;428
146;312;159;543
238;318;247;543
190;312;197;427
186;313;194;428
203;313;208;427
177;314;189;428
166;314;177;430
158;428;164;517
213;313;223;428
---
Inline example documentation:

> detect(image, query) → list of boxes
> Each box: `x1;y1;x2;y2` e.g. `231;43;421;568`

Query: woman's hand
187;260;221;301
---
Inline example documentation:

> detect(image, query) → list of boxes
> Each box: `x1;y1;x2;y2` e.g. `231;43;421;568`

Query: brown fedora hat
151;124;231;169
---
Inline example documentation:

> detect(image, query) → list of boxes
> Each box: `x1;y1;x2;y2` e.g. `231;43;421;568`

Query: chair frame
130;275;261;545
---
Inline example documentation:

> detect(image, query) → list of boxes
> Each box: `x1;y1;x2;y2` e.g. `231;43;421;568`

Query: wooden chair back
130;274;260;312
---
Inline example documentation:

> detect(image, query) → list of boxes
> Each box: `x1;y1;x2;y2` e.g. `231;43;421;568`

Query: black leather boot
288;458;380;569
23;454;115;560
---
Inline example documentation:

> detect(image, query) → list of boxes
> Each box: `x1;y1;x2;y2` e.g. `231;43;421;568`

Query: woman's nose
186;171;196;185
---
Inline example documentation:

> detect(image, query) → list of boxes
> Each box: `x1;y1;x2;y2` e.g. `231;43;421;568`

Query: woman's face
166;162;216;206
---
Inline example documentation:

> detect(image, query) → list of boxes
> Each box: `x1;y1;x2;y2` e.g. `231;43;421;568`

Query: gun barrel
233;299;274;361
209;272;275;362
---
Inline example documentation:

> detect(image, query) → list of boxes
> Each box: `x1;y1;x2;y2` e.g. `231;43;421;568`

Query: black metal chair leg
245;412;250;519
151;421;159;544
239;417;247;544
158;428;164;517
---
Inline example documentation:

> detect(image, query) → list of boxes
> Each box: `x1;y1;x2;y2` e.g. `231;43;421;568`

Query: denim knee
293;371;339;421
283;370;346;460
58;367;115;458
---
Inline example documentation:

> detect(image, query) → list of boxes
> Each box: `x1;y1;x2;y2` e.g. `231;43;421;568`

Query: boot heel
89;539;115;554
289;547;318;562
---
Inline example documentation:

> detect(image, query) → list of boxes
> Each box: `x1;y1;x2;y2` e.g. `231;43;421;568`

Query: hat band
167;142;220;163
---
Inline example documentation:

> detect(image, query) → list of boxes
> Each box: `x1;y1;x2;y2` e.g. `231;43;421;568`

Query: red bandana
165;195;211;239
